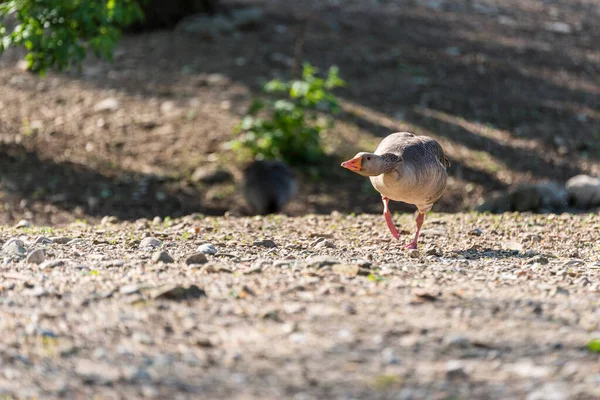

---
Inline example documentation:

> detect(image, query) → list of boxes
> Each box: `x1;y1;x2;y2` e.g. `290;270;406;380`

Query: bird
340;132;450;249
241;160;297;215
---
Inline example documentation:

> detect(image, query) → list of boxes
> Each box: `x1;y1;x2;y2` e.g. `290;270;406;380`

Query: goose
341;132;450;249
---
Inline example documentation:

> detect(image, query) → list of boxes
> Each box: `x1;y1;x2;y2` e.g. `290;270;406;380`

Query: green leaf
588;339;600;353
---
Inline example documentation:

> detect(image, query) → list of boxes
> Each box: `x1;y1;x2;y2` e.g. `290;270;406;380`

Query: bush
0;0;144;74
230;63;345;166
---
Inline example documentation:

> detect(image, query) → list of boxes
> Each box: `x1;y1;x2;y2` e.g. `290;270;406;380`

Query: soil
0;212;599;399
1;0;600;225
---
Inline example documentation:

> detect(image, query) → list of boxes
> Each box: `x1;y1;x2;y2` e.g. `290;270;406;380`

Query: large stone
566;174;600;209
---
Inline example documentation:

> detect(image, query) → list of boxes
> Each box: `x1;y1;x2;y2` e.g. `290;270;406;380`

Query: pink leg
382;196;400;240
404;212;425;249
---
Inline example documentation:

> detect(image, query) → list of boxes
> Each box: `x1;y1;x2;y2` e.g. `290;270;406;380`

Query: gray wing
375;132;450;169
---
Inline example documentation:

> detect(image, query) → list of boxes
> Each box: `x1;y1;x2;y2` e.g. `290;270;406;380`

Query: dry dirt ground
1;212;600;399
1;0;600;224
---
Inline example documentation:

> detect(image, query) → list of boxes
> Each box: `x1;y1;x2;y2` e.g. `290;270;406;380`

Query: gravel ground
1;212;600;399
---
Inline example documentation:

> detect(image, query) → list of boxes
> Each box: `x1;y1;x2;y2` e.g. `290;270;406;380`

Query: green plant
230;63;345;166
588;339;600;353
0;0;144;75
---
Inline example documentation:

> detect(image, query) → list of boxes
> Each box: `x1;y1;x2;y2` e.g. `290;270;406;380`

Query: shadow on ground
0;143;226;223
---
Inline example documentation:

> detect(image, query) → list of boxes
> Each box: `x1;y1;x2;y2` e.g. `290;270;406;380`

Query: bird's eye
366;156;371;160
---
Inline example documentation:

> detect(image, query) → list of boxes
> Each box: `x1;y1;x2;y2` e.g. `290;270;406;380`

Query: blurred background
0;0;599;225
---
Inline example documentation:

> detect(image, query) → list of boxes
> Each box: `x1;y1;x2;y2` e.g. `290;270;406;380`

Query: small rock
252;239;277;248
469;228;483;236
15;219;31;228
120;284;143;295
413;290;440;303
160;100;176;114
197;264;232;273
39;259;65;269
152;251;174;264
563;259;584;267
151;284;207;301
381;347;399;365
408;249;420;258
446;360;469;380
262;309;282;322
2;239;26;256
197;243;217;255
425;247;442;256
94;98;121;113
139;237;162;250
132;332;154;345
24;287;48;297
26;249;45;264
526;382;570;400
444;335;470;348
314;239;336;249
306;255;341;268
544;21;572;34
76;360;121;384
101;215;119;225
185;253;209;265
526;255;549;265
34;236;53;245
524;234;542;243
52;237;73;244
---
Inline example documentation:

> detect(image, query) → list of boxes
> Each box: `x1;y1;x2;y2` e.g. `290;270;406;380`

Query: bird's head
341;152;398;176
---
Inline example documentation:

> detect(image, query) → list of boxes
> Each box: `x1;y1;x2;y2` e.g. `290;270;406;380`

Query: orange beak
341;156;362;172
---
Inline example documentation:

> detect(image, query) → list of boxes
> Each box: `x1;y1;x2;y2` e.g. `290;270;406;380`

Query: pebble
526;255;549;265
252;239;277;248
120;285;143;295
408;249;420;258
425;247;442;256
139;237;162;250
446;360;469;380
39;259;65;269
94;98;121;113
381;347;399;365
526;382;570;400
185;253;209;265
314;240;336;249
563;259;584;267
25;249;45;264
469;228;483;236
444;335;470;348
34;236;53;245
152;251;174;264
76;360;121;383
2;239;26;256
53;237;73;244
15;219;31;228
151;284;207;301
24;287;48;297
306;255;341;268
197;243;217;255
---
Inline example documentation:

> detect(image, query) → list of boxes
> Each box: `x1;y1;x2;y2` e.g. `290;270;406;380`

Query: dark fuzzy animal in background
242;160;297;215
